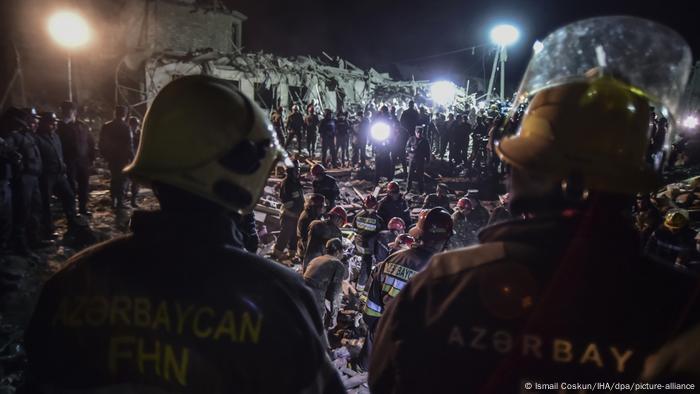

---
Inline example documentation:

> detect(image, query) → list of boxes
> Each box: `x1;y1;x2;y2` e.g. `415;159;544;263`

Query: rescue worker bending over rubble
488;192;513;225
311;163;340;209
633;192;661;246
297;193;325;265
448;197;478;248
304;238;348;329
369;17;700;393
645;209;697;267
353;195;384;290
465;190;490;229
273;160;304;261
375;217;406;264
423;183;452;212
359;207;452;370
303;206;346;271
377;181;411;227
25;75;344;393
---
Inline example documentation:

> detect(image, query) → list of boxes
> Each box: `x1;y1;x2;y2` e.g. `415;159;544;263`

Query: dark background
230;0;700;88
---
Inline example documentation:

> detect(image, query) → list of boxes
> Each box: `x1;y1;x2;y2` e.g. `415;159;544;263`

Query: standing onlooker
56;101;95;216
128;116;141;207
335;111;350;166
304;106;320;158
99;106;133;209
285;105;304;153
352;110;370;168
35;113;78;239
319;109;337;167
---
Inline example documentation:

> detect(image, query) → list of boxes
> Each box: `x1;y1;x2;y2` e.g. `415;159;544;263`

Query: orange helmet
328;206;348;225
387;217;406;232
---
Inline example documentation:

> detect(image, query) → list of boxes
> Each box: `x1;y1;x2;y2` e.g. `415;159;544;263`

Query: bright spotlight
533;40;544;54
490;24;519;47
48;11;91;48
431;81;457;106
371;122;391;142
683;115;699;129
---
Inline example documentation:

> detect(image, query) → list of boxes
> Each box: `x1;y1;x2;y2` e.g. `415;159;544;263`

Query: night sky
229;0;699;90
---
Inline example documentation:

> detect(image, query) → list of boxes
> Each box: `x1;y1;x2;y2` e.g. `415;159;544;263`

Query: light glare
48;11;91;48
683;116;699;129
430;81;457;106
371;122;391;142
490;24;519;47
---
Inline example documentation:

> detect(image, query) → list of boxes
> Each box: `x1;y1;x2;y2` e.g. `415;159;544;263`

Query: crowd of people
0;103;142;261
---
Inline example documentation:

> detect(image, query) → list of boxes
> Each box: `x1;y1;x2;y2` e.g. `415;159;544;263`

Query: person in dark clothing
285;105;304;153
3;108;43;253
232;212;259;254
633;193;661;246
305;107;320;158
373;107;395;184
353;195;385;290
311;164;340;209
34;113;78;239
448;197;478;249
0;109;25;251
405;126;431;194
466;192;490;230
273;162;304;260
270;107;286;148
377;181;411;227
369;38;700;392
304;238;348;328
399;101;420;156
319;109;337;167
297;194;325;263
436;113;449;158
25;75;344;394
57;101;95;215
335;112;350;166
99;106;133;209
448;114;471;166
128;116;141;208
487;193;513;225
303;206;346;271
645;210;697;266
359;208;452;370
423;183;451;212
352;110;370;167
375;217;406;265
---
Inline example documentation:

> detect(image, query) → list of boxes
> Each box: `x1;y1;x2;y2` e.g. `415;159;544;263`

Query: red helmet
364;194;378;209
311;163;325;177
413;207;453;242
387;181;400;193
306;193;326;208
387;217;406;232
328;206;348;225
389;233;415;249
456;197;473;211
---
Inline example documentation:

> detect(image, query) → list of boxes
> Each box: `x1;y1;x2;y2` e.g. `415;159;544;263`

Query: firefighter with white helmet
25;75;344;393
370;17;700;393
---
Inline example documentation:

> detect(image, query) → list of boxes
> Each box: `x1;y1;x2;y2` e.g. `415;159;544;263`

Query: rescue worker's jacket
296;209;320;259
312;174;339;208
25;210;344;394
304;218;342;268
466;204;489;229
449;209;478;249
377;196;411;227
279;176;304;218
363;245;435;333
375;230;398;263
422;193;451;213
645;226;697;265
369;212;700;393
304;255;347;323
353;210;384;255
405;136;430;165
286;112;304;133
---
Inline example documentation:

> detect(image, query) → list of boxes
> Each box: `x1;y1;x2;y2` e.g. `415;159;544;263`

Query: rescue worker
466;191;490;229
57;101;95;216
488;192;513;225
423;183;451;212
273;160;304;261
35;112;78;239
311;163;340;209
633;192;661;246
0;108;24;251
353;195;385;289
448;114;470;165
232;212;259;254
99;106;133;209
375;217;406;264
436;113;449;158
405;126;431;195
448;197;478;248
285;105;304;153
377;181;411;226
297;193;325;264
271;106;286;148
25;75;344;393
335;111;350;167
352;110;370;168
304;206;346;270
369;17;700;393
359;207;452;369
645;209;697;265
319;109;336;167
387;233;415;255
5;108;43;254
128;116;141;208
304;238;348;328
305;106;320;158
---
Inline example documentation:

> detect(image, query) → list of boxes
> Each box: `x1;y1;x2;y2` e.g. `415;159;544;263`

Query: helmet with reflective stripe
387;217;406;232
125;75;289;213
456;197;473;211
389;233;415;249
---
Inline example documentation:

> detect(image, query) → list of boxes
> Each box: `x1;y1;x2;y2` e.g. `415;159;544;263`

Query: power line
380;43;491;66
